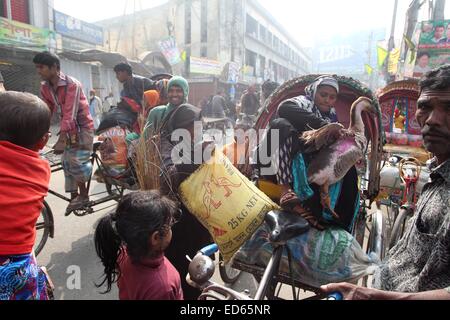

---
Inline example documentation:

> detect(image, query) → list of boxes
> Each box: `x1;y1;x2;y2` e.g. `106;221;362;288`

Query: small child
0;91;52;300
94;190;184;300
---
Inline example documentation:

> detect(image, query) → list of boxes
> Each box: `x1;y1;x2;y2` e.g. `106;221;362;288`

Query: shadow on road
45;222;118;300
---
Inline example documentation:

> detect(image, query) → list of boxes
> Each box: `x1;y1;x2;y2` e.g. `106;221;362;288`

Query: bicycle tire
363;209;386;288
219;253;242;284
35;201;52;256
389;208;410;250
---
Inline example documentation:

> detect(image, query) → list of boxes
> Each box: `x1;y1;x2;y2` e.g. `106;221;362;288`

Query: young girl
94;190;183;300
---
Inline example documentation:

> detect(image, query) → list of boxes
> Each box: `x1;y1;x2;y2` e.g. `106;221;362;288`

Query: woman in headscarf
268;76;341;229
143;89;160;118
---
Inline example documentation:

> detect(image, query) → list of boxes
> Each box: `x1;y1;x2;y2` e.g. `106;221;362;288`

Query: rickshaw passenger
322;65;450;300
271;76;343;228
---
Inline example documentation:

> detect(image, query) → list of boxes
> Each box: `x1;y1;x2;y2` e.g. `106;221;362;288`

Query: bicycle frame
43;146;125;211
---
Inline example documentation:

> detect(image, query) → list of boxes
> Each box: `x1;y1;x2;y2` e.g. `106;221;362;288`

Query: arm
278;100;328;132
321;283;450;300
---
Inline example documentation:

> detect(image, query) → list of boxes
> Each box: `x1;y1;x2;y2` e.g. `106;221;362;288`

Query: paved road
38;132;259;300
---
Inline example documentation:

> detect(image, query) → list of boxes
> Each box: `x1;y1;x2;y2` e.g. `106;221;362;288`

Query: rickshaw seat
264;210;310;245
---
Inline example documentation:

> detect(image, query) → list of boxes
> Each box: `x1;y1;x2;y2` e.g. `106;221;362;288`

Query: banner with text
0;17;55;51
158;37;181;66
54;10;103;46
190;56;222;75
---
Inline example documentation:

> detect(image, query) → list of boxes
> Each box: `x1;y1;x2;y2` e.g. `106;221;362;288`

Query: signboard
61;37;96;52
314;29;386;76
190;56;222;75
227;62;240;83
54;10;104;46
158;37;181;66
0;17;55;51
412;20;450;79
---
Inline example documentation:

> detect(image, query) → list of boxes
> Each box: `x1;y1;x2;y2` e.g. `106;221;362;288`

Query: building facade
99;0;312;86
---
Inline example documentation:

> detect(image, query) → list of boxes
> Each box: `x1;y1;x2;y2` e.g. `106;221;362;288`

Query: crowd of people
0;51;449;301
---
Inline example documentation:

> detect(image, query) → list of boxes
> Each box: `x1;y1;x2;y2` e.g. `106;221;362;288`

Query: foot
66;195;90;214
320;192;339;220
292;205;326;231
280;189;300;209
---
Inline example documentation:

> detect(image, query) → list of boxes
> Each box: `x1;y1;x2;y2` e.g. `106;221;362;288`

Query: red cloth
118;250;184;300
0;141;50;255
40;72;94;134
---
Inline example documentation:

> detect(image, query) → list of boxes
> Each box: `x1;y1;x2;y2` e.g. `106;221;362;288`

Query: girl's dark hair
420;64;450;92
33;51;60;69
94;190;178;293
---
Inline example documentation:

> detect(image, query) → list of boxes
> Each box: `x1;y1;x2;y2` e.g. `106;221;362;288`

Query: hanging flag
365;64;373;76
181;50;187;61
388;48;401;74
403;34;416;51
377;46;388;68
403;34;417;64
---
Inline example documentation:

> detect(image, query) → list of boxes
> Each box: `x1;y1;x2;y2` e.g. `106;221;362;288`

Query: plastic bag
98;126;130;178
179;149;280;262
235;224;381;288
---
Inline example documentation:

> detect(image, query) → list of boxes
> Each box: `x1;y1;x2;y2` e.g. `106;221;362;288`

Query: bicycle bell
188;253;215;285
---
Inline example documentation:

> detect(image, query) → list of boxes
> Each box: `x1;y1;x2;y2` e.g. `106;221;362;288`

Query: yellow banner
365;64;373;76
388;48;401;74
377;46;388;68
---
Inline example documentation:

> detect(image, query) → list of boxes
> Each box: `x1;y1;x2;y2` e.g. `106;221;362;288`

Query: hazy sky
54;0;449;47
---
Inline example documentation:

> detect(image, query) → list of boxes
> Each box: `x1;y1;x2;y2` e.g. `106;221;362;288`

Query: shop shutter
11;0;29;23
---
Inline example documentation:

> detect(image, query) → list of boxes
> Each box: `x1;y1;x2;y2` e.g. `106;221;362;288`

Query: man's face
435;26;445;39
35;64;58;81
416;88;450;159
168;85;185;106
115;71;129;83
418;55;429;68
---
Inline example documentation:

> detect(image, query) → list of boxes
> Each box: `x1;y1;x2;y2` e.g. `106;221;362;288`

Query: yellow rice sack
179;149;280;262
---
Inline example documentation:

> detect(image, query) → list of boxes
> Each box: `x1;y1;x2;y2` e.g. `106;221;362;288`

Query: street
38;131;260;300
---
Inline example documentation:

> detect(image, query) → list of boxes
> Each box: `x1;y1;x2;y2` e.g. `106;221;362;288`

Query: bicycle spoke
35;222;46;230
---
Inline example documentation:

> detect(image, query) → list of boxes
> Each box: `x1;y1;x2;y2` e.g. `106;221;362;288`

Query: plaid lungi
62;130;94;193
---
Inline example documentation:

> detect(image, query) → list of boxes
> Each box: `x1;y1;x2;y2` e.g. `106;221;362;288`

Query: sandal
280;189;300;209
292;204;326;231
66;196;90;214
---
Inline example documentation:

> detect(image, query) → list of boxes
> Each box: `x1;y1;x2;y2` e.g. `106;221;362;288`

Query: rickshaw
187;75;386;300
378;79;431;164
377;80;432;249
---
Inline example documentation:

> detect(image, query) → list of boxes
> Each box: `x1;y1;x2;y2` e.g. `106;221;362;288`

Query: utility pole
184;0;192;78
367;31;374;89
385;0;399;83
432;0;446;20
